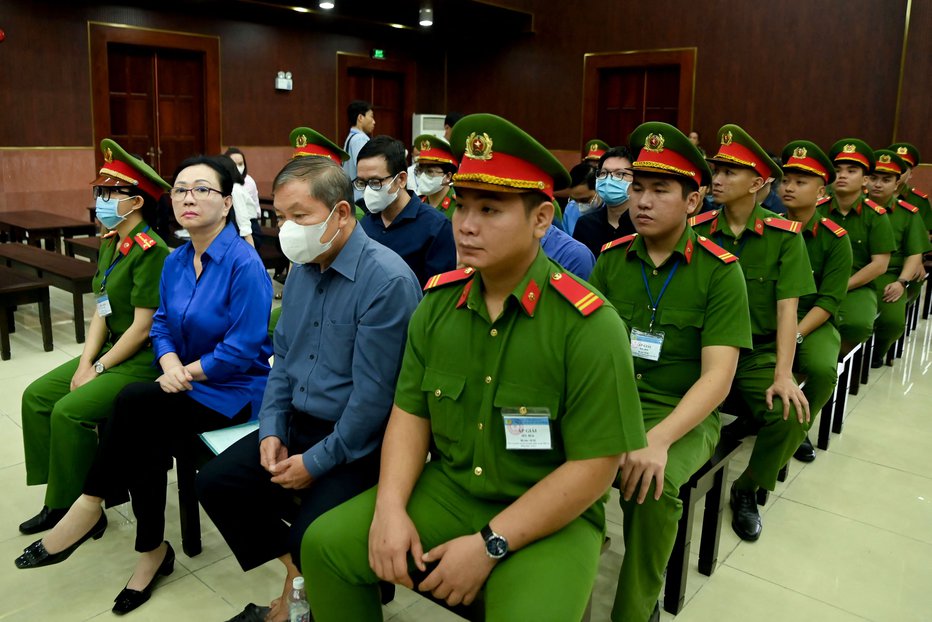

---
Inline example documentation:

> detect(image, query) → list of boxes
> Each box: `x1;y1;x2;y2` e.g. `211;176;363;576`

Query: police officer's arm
769;297;809;423
72;312;109;389
93;307;157;372
850;212;895;290
799;235;853;337
848;253;889;290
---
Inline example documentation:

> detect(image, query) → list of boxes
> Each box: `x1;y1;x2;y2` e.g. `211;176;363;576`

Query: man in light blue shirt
198;156;420;622
342;100;375;201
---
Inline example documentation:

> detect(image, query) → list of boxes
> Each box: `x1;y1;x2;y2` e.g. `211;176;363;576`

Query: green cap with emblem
583;139;610;162
289;126;349;164
887;142;920;168
628;121;712;187
706;124;781;182
92;138;170;200
414;134;458;167
780;140;835;185
828;138;875;173
872;149;908;177
450;113;570;200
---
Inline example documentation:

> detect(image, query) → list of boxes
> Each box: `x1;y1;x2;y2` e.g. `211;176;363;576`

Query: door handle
146;147;157;166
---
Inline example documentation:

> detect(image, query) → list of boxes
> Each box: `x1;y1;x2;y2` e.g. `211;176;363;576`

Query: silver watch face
95;362;105;373
486;535;508;559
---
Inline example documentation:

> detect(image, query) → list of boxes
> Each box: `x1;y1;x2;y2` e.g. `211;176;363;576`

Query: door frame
581;48;696;146
336;52;416;145
87;22;221;171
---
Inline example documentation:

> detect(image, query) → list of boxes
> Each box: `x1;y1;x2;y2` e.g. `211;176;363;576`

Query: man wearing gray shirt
198;156;420;622
343;100;375;202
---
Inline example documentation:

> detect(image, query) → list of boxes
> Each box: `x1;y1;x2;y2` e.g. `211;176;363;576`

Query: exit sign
371;48;385;60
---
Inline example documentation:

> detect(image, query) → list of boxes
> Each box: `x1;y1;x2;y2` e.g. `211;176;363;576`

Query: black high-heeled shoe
112;541;175;615
15;512;107;569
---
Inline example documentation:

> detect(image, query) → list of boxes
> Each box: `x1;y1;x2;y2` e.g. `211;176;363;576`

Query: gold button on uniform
474;466;483;476
636;373;642;380
485;375;492;384
519;406;527;415
490;329;498;337
478;423;483;430
434;389;442;397
652;269;658;276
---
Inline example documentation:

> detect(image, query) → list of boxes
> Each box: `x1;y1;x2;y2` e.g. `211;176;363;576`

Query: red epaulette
817;196;832;206
864;199;887;215
134;231;158;251
898;199;919;214
763;217;802;234
549;272;603;316
688;210;718;227
424;267;475;292
819;218;848;237
912;187;929;199
600;233;637;254
695;235;738;263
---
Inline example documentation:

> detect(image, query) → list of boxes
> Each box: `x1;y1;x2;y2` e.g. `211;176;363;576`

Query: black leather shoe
15;512;107;569
793;435;816;463
226;603;272;622
112;541;175;615
730;483;762;541
870;353;884;368
19;506;67;535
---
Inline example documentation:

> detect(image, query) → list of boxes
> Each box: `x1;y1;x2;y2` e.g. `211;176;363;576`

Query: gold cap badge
419;139;431;152
589;143;599;152
295;134;308;148
878;154;891;164
842;144;856;153
793;146;807;159
721;131;733;146
896;146;908;156
644;133;665;152
464;132;493;161
104;148;113;163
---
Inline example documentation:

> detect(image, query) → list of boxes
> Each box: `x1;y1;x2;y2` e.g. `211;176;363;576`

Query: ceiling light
293;6;309;12
318;1;334;8
418;7;433;26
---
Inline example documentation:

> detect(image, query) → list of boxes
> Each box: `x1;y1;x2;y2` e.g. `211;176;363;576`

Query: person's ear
533;199;554;239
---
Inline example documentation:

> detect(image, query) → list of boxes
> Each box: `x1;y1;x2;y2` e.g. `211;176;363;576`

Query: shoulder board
819;218;847;237
817;196;832;206
600;233;637;254
912;187;929;199
549;272;603;316
897;199;919;214
695;235;738;263
763;217;802;233
423;267;475;292
864;198;887;215
134;231;158;251
688;210;718;227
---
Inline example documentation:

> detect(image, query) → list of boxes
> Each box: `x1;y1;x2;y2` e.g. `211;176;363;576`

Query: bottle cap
293;576;305;590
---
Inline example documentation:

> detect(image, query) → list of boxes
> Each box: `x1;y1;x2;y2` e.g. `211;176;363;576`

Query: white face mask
417;172;444;196
236;164;245;175
277;207;340;265
363;174;399;213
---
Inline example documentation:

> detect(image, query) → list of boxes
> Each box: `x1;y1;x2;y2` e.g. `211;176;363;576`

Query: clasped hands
259;436;313;489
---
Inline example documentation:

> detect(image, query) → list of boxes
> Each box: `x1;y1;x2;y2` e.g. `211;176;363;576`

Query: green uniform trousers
796;322;841;415
302;463;604;622
873;273;907;359
906;278;922;305
731;344;807;490
21;356;155;509
612;399;719;622
835;285;878;347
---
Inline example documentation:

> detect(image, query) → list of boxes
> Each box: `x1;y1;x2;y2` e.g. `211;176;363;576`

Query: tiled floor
1;287;930;621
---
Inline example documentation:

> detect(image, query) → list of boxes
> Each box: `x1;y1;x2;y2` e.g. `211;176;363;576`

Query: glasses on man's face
352;174;396;191
170;186;224;202
92;186;132;201
595;169;634;182
415;167;445;178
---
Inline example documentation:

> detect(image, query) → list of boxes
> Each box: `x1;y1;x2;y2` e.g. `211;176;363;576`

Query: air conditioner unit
412;114;446;143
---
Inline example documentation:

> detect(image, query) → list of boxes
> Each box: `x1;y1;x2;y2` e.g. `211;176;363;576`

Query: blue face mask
95;195;134;230
596;177;631;206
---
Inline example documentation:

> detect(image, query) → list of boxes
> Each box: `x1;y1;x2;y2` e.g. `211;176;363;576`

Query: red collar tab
118;236;135;256
683;238;694;264
456;279;473;309
519;279;541;316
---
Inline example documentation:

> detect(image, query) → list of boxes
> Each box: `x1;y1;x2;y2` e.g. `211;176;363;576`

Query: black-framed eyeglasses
352;174;396;191
595;169;634;182
170;186;224;201
92;186;133;201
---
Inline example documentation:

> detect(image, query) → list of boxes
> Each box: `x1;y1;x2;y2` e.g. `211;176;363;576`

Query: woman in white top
217;154;259;248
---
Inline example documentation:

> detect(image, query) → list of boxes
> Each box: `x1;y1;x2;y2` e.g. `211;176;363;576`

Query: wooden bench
923;260;932;320
64;236;102;262
0;243;97;343
0;266;53;359
820;342;861;445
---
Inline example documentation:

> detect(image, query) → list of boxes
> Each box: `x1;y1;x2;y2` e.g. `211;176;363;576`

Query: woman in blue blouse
15;156;273;615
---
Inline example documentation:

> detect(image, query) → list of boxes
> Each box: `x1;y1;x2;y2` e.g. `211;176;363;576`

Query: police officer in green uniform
690;124;815;541
590;123;752;622
888;142;932;233
19;139;170;535
302;114;646;621
412;134;459;220
820;139;895;350
866;149;930;367
290;126;358;218
583;138;610;168
779;141;853;462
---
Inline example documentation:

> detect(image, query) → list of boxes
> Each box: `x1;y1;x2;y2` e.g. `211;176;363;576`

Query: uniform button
313;321;319;327
490;329;498;337
434;389;442;397
478;422;483;430
309;354;315;360
299;386;305;392
485;375;492;384
474;466;483;476
519;406;527;414
636;373;642;380
317;288;323;294
652;269;658;276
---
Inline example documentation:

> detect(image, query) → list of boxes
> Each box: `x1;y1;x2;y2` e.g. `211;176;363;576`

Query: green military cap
413;134;458;167
289;126;348;164
450;113;570;200
872;149;908;177
627;121;712;187
93;138;170;200
583;139;610;162
887;142;920;168
828;138;875;173
706;124;780;182
780;140;835;185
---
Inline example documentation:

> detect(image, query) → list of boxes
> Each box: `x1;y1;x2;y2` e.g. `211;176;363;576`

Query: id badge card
502;407;552;450
630;327;664;361
96;294;113;317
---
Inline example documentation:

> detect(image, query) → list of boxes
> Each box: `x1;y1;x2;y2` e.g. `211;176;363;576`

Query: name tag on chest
630;327;664;361
96;294;113;318
502;408;552;450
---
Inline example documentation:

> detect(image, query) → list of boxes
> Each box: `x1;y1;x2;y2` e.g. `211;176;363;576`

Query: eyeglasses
352;174;396;191
92;186;132;201
170;186;224;201
414;167;446;178
595;169;634;182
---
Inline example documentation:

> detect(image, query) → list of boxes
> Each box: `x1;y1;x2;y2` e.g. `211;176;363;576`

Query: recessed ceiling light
293;6;310;12
318;1;335;8
419;7;433;26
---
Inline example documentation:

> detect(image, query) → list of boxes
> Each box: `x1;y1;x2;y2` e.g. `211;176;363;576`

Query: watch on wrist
795;332;804;344
480;523;508;560
94;361;106;374
896;278;909;288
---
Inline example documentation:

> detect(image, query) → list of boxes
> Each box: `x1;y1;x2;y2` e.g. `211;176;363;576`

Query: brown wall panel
0;149;96;218
894;0;932;159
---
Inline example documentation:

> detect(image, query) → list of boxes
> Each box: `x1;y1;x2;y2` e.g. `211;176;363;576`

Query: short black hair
173;155;234;196
215;153;245;185
569;162;596;189
223;147;248;177
597;146;632;171
519;192;552;215
347;100;372;128
444;112;464;128
633;171;699;200
357;135;407;176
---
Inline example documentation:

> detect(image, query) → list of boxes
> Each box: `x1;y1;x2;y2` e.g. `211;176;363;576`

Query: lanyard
99;225;149;293
640;259;680;330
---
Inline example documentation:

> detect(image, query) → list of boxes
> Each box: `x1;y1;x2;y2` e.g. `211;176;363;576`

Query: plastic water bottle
289;576;310;622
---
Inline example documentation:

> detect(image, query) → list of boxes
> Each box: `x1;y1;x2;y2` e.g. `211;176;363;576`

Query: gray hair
272;156;353;207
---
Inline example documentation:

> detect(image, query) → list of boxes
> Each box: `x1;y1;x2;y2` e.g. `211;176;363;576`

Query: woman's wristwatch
896;278;909;288
94;360;107;374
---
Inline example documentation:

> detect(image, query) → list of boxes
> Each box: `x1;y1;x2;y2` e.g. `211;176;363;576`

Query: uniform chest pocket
421;368;467;442
657;307;704;356
659;307;704;329
743;265;778;303
614;301;635;325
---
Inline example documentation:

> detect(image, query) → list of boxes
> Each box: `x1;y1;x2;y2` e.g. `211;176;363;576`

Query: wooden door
107;44;156;166
338;54;416;146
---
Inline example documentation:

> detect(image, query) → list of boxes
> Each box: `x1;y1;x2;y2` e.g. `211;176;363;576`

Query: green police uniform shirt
589;227;752;401
879;197;932;275
421;187;458;221
798;214;854;319
393;249;646;530
819;194;895;275
91;221;169;375
899;186;932;231
690;204;815;339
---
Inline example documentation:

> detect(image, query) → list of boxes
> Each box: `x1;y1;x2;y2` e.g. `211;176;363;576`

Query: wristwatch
896;278;909;288
795;332;804;344
94;360;106;374
480;524;508;560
